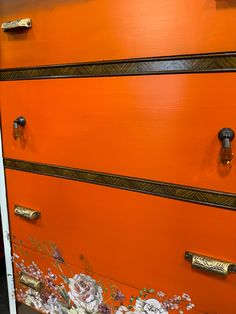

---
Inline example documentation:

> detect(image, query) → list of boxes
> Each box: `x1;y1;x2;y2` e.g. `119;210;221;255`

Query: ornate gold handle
20;273;43;291
185;251;236;276
15;206;40;221
1;18;32;32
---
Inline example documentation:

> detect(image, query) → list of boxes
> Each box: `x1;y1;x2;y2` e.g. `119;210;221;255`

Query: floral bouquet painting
13;243;195;314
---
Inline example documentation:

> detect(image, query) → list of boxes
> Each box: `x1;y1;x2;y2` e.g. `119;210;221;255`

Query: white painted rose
116;299;168;314
68;273;103;313
134;299;145;312
143;299;168;314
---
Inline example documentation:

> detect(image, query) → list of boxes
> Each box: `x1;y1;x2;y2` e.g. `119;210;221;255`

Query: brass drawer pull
15;206;40;221
1;18;32;32
185;251;236;276
20;273;43;291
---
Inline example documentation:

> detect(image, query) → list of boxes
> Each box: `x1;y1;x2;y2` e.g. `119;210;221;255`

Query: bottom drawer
12;244;197;314
7;170;236;313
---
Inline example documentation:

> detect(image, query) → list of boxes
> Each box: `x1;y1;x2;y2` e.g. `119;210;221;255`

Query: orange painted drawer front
0;1;236;68
6;169;236;314
1;1;236;314
1;74;236;193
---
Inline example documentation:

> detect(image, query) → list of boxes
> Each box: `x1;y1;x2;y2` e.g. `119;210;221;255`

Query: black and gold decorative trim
4;158;236;210
1;52;236;81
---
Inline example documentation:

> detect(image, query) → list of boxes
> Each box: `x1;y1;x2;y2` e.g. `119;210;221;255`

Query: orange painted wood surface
0;0;236;68
1;1;236;314
7;169;236;314
1;74;236;193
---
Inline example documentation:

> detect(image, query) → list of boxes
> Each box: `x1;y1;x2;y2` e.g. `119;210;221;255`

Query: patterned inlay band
0;52;236;81
4;158;236;210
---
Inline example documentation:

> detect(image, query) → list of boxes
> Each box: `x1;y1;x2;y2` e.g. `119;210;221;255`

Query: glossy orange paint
1;74;236;193
0;0;236;67
7;169;236;314
1;1;236;314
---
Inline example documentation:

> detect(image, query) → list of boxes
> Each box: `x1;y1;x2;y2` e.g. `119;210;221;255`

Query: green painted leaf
59;275;70;285
57;286;70;305
148;289;155;293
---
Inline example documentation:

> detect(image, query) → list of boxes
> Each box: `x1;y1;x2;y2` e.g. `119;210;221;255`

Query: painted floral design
68;274;103;313
13;250;195;314
139;298;168;314
117;298;167;314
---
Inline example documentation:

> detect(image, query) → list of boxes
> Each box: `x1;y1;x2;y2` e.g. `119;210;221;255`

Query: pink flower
98;303;111;314
114;289;125;301
52;248;64;263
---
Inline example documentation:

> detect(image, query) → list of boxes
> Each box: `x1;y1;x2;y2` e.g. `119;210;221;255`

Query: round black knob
15;116;26;127
218;128;234;142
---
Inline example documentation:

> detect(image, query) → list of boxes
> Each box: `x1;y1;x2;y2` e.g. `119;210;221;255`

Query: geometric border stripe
4;158;236;211
1;52;236;81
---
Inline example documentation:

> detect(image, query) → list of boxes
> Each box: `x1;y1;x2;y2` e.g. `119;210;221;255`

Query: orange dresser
1;1;236;314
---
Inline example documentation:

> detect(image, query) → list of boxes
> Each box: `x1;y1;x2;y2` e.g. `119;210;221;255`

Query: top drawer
1;73;236;193
0;0;236;67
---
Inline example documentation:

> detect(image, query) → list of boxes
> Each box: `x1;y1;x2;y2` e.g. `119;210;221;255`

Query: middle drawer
2;74;236;192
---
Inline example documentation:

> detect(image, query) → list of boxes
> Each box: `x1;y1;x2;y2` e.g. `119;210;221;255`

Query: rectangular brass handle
185;251;236;276
1;18;32;32
15;206;40;221
20;273;43;291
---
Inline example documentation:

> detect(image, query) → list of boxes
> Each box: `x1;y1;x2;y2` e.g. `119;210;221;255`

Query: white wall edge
0;126;17;314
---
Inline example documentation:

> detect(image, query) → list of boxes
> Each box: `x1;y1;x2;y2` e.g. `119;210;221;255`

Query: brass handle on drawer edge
15;206;40;221
1;18;32;32
20;273;43;291
185;251;236;276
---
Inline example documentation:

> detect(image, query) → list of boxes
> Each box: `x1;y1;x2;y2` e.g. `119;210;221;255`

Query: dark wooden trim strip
4;158;236;210
1;52;236;81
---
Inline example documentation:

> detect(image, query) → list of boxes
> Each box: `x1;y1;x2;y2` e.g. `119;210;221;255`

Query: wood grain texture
4;158;236;210
0;52;236;80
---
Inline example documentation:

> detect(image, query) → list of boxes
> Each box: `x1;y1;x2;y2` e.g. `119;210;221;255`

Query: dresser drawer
0;1;236;68
2;74;236;193
6;169;236;314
